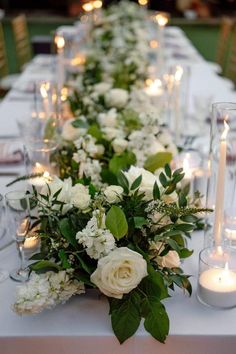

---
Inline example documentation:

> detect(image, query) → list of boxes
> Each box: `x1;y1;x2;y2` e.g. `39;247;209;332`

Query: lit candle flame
82;2;94;12
138;0;148;6
93;0;103;9
221;120;230;140
175;66;184;82
149;40;159;49
55;35;65;50
155;13;169;27
40;84;48;99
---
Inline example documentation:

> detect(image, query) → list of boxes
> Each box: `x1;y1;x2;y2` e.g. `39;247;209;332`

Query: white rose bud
70;184;91;210
93;82;112;95
62;119;86;141
124;166;158;201
112;138;128;154
95;144;105;156
105;88;129;109
91;247;148;299
158;250;180;269
104;185;124;203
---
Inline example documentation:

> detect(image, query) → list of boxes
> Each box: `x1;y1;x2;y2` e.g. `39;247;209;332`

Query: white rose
91;247;148;299
62;119;87;141
93;82;112;95
104;185;124;203
98;108;117;128
112;138;128;154
161;191;178;204
105;89;129;109
70;184;91;210
158;251;180;269
124;166;158;200
150;241;180;269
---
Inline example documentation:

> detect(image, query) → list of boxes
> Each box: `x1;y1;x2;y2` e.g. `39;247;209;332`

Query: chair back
12;14;31;70
0;22;8;78
225;24;236;84
216;17;234;74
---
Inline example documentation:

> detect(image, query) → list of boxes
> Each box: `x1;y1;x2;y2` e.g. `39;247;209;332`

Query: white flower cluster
40;177;91;212
76;210;116;259
73;135;103;186
14;271;85;315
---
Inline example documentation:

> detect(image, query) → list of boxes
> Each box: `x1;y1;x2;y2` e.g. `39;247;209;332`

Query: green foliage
109;151;136;175
144;152;172;173
105;205;128;239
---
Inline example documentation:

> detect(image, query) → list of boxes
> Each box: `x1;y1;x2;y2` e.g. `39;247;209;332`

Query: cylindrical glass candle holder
24;139;58;189
34;81;60;119
197;246;236;309
204;102;236;247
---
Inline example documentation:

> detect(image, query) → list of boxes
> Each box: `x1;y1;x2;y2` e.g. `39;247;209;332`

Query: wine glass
5;190;32;282
0;193;8;282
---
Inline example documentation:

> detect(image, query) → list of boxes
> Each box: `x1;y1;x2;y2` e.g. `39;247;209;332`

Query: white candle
174;66;183;144
213;121;229;246
55;35;65;93
198;265;236;308
144;79;163;100
40;83;50;118
29;163;52;188
225;228;236;241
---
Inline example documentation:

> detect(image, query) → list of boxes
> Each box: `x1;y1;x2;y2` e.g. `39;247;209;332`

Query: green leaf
59;218;77;248
117;171;129;194
178;192;187;207
72;120;89;129
75;253;94;274
133;216;148;229
109;152;136;176
179;248;193;258
59;249;71;269
105;205;128;240
111;294;141;344
175;223;194;232
101;168;117;185
140;271;168;301
30;260;60;273
142;297;169;343
164;164;172;178
87;124;103;141
144;152;172;173
180;215;198;223
130;175;142;190
153;181;160;200
159;172;168;188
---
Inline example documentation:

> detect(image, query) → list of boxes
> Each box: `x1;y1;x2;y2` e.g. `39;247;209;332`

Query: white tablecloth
0;27;236;354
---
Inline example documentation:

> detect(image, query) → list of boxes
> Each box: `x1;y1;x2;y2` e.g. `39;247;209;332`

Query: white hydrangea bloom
13;271;85;315
76;211;116;259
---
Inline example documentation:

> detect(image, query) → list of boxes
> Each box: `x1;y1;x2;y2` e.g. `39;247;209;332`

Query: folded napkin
0;142;23;164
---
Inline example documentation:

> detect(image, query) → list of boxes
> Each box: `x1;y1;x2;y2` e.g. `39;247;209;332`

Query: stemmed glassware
0;194;8;282
5;191;32;282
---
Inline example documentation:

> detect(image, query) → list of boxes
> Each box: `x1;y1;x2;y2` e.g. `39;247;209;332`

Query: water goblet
0;194;8;282
5;190;32;282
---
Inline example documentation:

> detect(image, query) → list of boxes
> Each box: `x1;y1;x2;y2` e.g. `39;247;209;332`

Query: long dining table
1;26;236;354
